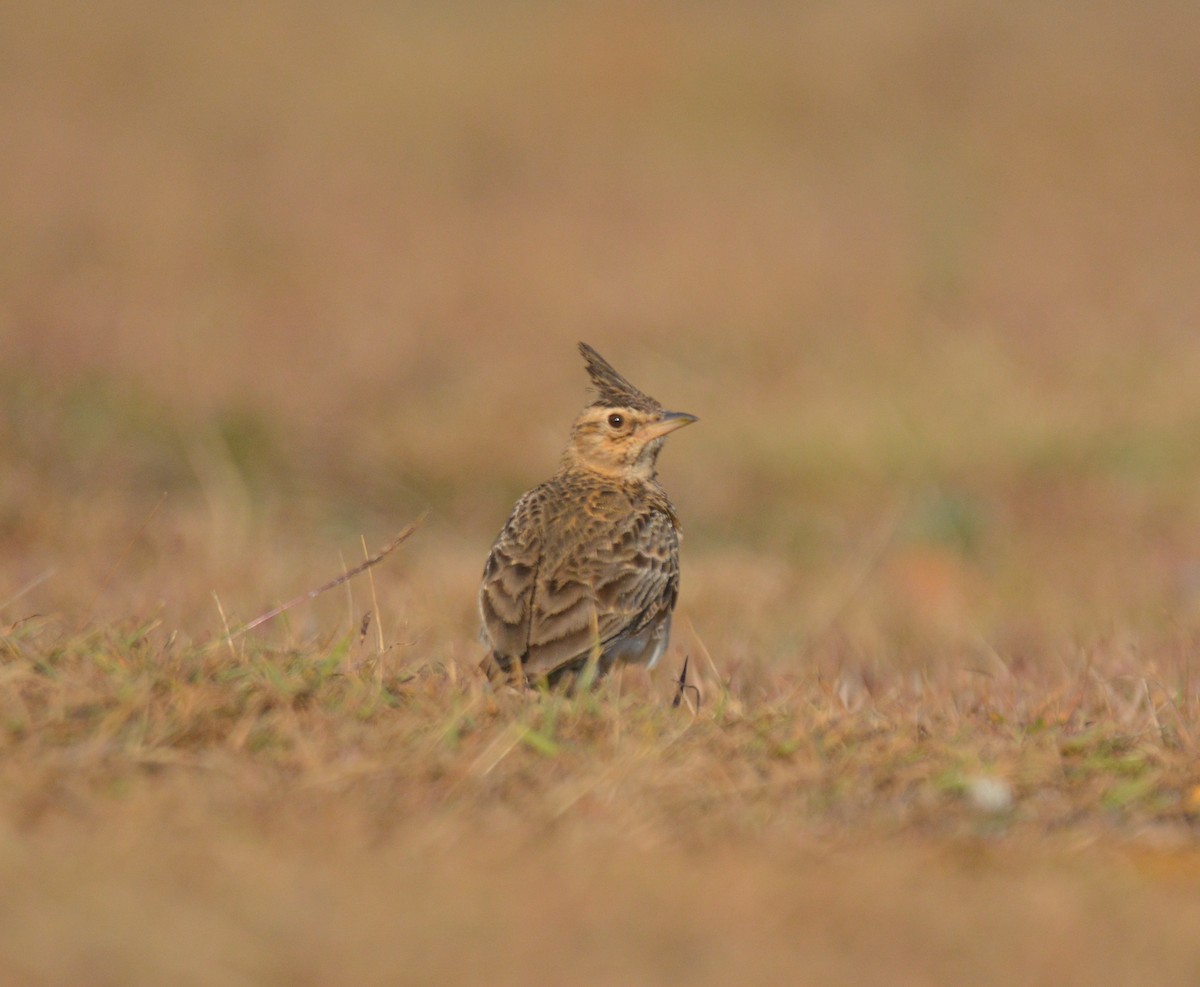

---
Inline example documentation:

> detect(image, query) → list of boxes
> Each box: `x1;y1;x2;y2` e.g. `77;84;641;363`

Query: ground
2;2;1200;983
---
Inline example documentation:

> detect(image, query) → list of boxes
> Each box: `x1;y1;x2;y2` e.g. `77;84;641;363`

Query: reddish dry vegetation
3;1;1200;984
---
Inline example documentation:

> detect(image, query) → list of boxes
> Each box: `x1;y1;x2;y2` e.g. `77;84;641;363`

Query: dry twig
223;514;426;641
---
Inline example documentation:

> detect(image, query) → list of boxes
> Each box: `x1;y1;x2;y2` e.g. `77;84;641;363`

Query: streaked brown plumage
479;342;697;687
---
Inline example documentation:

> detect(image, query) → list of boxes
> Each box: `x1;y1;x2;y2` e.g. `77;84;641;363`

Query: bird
479;342;697;688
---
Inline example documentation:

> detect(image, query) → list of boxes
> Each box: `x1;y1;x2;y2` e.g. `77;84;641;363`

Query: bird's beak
641;410;699;440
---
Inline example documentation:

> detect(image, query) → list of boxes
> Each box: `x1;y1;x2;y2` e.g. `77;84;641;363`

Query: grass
3;610;1197;842
2;610;1198;983
3;0;1200;983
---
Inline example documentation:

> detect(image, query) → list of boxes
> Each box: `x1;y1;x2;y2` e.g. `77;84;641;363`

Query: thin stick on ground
672;654;700;710
212;591;238;661
222;514;426;641
362;534;386;653
0;569;56;613
339;548;355;642
681;612;723;689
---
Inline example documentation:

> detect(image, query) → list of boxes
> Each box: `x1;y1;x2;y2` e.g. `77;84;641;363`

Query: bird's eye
607;413;624;429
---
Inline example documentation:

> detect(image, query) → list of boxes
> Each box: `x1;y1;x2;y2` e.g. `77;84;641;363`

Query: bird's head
564;343;697;480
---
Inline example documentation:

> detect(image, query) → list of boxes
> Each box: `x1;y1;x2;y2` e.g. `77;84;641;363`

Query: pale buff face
566;406;697;480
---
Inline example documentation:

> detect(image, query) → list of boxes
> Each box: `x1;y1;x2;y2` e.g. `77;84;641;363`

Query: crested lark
480;342;697;687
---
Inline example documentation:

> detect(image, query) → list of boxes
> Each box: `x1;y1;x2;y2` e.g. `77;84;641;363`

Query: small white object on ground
967;776;1014;814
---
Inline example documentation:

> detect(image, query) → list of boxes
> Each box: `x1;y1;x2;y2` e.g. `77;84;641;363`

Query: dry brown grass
3;1;1200;983
2;615;1200;984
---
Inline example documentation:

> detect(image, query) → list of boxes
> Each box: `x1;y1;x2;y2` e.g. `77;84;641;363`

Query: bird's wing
590;508;679;646
521;507;679;680
479;489;546;673
481;481;680;681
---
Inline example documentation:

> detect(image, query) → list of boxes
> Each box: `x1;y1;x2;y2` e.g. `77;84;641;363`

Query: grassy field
3;1;1200;982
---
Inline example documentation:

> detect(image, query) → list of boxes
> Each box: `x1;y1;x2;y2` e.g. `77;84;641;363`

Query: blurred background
4;0;1200;677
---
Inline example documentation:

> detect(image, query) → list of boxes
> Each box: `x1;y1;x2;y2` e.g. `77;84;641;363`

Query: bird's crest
579;342;662;413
